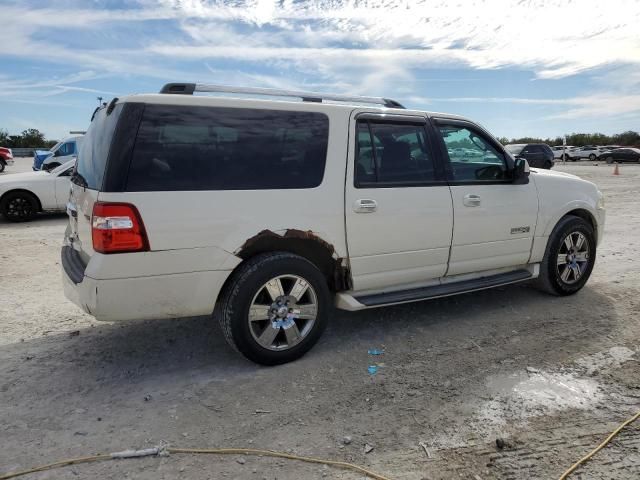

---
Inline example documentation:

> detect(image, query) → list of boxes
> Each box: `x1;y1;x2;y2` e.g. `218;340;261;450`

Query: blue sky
2;0;639;141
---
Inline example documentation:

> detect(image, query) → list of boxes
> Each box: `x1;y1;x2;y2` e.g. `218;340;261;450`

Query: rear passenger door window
126;105;329;191
355;120;436;187
436;124;509;183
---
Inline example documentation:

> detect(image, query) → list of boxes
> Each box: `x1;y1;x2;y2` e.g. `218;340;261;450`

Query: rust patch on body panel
237;229;351;291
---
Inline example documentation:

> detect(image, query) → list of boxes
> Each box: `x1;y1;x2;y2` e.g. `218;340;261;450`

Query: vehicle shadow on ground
0;281;619;394
0;212;67;226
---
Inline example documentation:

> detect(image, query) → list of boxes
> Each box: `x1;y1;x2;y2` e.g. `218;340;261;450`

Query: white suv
569;146;605;161
62;83;605;365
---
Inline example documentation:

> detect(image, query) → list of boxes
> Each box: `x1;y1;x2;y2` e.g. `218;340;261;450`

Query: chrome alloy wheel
556;231;590;284
248;275;318;351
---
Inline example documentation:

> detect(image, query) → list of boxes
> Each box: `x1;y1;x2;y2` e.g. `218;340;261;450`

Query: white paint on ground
475;345;635;432
575;346;636;375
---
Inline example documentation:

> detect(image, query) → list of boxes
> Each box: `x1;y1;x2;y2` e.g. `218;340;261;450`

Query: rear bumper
62;246;232;321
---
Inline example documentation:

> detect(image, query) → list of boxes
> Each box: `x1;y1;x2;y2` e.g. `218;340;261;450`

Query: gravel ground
1;158;639;480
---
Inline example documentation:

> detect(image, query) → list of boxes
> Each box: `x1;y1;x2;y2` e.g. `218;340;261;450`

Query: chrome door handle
463;194;481;207
354;199;377;213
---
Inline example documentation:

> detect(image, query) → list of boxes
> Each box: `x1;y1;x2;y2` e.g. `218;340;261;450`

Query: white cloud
409;93;640;121
1;0;640;130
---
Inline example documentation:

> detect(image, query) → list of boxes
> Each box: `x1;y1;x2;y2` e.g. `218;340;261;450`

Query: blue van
33;135;83;171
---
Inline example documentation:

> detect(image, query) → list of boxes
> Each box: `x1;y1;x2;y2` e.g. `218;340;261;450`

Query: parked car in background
0;147;14;172
600;147;640;164
551;145;575;161
568;146;606;161
62;84;604;365
33;135;83;171
0;160;75;221
504;143;554;169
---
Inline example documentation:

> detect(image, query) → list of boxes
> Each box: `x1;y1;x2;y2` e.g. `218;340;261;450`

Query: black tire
562;154;570;161
0;191;39;222
0;161;5;173
543;161;553;169
606;156;614;164
216;252;330;365
536;215;596;296
589;154;596;161
43;162;60;171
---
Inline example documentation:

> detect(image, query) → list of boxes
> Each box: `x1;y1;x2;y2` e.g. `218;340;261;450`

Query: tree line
0;128;58;149
2;126;639;150
496;130;640;147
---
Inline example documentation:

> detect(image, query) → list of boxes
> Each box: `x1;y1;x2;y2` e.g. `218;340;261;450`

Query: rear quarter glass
73;104;123;191
124;104;329;192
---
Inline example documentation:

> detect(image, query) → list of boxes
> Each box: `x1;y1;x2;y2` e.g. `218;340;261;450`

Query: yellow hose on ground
2;410;637;480
0;447;393;480
558;410;640;479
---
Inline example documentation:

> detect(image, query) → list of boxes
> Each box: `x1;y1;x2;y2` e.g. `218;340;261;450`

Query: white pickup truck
62;84;605;365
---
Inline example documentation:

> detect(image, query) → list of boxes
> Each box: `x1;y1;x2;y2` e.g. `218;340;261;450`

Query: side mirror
513;157;530;182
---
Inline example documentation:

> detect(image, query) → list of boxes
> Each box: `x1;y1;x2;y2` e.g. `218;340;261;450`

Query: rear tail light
92;202;149;254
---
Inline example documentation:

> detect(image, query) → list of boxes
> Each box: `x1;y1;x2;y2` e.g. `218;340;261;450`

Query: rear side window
74;105;122;190
126;105;329;191
355;120;436;187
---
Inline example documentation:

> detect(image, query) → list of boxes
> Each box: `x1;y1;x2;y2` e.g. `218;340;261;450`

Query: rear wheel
0;162;5;173
589;153;596;161
0;191;39;222
216;252;330;365
606;156;614;164
536;216;596;296
543;160;552;169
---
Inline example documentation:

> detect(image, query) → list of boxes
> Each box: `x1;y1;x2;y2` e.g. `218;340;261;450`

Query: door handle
354;199;377;213
463;194;481;207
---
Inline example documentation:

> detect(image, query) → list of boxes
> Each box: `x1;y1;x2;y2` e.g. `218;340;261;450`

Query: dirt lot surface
1;158;639;480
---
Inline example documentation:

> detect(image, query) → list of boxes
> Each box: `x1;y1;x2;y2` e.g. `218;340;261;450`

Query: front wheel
543;161;553;169
589;154;597;161
0;162;5;173
216;252;330;365
536;216;596;296
606;156;614;164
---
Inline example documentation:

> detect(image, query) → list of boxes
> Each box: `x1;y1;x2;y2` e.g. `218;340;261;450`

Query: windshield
505;144;525;155
50;159;75;175
49;141;62;152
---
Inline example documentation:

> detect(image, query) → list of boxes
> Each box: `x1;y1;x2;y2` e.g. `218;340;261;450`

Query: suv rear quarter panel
97;97;351;270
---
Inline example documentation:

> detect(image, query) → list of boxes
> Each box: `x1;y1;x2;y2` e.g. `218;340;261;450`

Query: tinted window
74;105;122;190
438;125;509;182
355;120;435;187
126;105;328;191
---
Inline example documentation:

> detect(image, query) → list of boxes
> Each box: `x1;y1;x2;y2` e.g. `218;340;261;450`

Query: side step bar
354;269;532;307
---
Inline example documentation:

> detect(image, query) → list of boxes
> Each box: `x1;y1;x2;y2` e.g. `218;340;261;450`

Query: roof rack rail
159;83;405;109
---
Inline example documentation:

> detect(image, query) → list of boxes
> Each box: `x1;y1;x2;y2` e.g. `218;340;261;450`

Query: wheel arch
223;229;352;295
0;189;42;212
564;208;597;234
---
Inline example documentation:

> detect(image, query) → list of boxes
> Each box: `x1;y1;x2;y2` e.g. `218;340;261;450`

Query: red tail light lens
92;202;149;254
